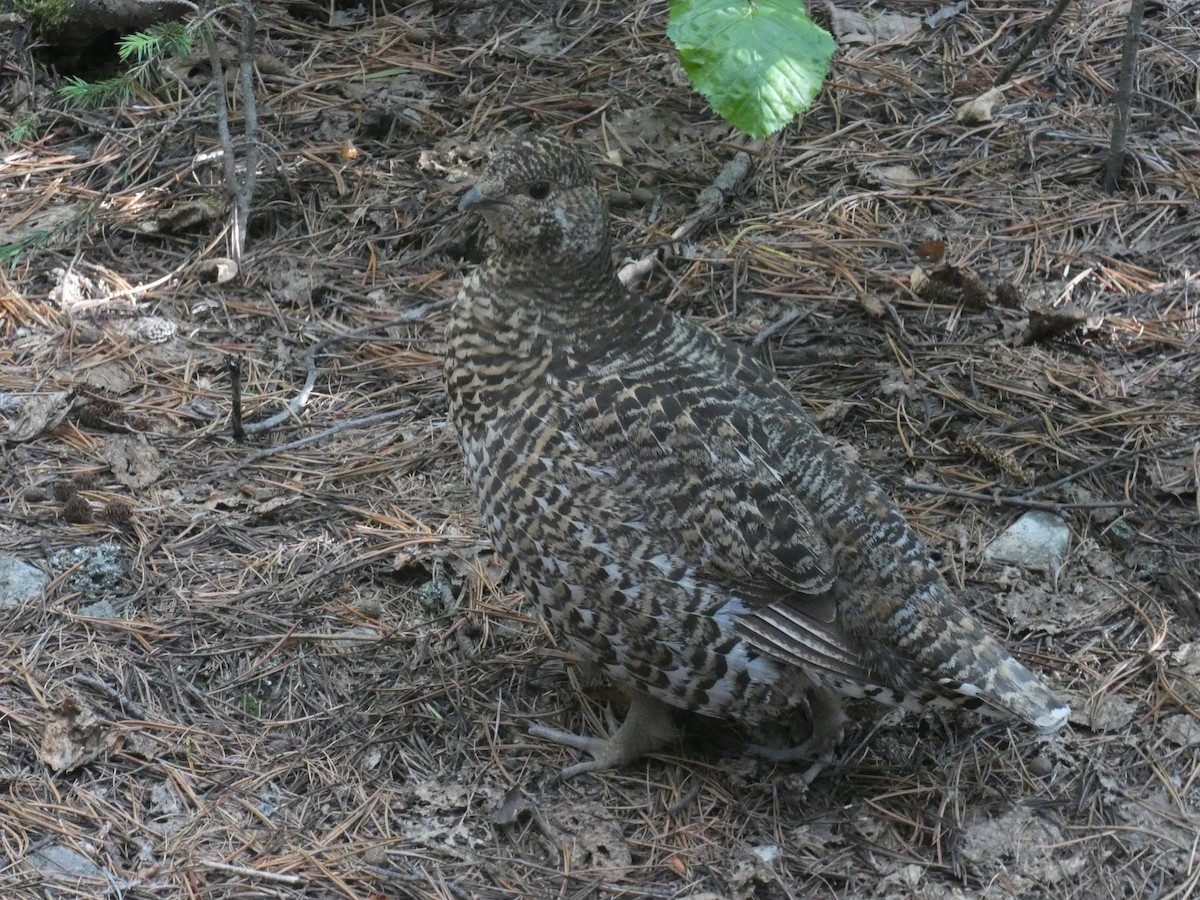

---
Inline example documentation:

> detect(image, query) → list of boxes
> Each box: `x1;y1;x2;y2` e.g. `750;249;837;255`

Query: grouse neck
472;249;645;333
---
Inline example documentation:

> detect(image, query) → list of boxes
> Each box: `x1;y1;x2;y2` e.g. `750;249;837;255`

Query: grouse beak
459;185;496;211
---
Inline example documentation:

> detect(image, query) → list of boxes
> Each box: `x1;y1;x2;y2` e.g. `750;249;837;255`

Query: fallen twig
243;299;450;435
232;408;414;473
904;480;1132;513
618;150;754;288
199;860;302;886
1025;435;1198;499
995;0;1074;85
73;673;152;721
227;355;245;443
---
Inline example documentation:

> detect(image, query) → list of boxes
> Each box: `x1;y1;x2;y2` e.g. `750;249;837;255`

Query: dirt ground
2;1;1199;897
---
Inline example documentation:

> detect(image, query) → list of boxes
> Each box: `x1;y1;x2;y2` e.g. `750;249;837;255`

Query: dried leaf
77;362;133;395
925;1;967;29
490;787;532;825
103;434;163;489
39;695;121;772
827;4;920;45
551;802;632;871
4;390;74;442
861;163;924;188
1149;458;1198;497
956;87;1005;124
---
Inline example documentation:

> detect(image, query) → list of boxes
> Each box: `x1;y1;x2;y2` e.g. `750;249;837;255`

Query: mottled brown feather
444;134;1069;764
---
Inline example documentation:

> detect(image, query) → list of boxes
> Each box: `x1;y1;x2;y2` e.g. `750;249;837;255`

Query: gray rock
984;511;1071;571
0;555;48;608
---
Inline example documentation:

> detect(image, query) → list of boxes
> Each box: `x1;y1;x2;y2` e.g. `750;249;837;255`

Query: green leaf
668;0;835;139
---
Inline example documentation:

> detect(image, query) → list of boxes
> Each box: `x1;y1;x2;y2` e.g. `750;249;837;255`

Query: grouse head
459;134;610;263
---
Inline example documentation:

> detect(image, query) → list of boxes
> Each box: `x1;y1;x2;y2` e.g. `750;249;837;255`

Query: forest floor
2;1;1199;897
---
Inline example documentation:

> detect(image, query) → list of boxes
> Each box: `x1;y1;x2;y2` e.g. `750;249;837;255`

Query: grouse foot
746;685;847;785
528;692;679;779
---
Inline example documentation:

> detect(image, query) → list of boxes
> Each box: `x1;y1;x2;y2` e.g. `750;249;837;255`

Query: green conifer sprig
57;22;199;109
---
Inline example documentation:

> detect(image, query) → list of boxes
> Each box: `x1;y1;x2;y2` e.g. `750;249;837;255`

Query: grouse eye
527;180;551;201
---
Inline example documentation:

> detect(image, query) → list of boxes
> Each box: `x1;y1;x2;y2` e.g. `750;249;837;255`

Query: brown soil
2;1;1198;898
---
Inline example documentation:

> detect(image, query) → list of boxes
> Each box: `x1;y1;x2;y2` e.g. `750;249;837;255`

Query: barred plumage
444;134;1068;778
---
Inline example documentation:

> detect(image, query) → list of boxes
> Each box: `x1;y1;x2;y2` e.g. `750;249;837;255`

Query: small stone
0;556;48;608
79;599;122;619
984;511;1071;571
1028;753;1054;776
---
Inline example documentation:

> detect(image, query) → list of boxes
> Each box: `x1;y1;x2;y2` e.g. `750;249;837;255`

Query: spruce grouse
444;134;1069;778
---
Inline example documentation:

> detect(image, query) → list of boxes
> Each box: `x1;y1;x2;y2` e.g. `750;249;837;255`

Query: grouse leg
746;684;847;785
528;692;678;779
